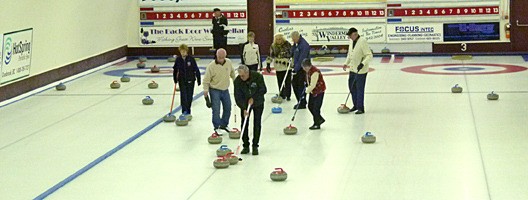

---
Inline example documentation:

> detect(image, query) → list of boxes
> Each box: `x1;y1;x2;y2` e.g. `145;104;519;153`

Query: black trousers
240;104;264;148
247;64;259;71
178;81;195;114
276;70;292;99
292;70;307;106
308;93;325;125
213;34;227;50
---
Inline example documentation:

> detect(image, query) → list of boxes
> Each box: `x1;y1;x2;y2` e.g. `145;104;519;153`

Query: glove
197;81;201;86
205;96;212;108
357;63;364;71
266;66;271;73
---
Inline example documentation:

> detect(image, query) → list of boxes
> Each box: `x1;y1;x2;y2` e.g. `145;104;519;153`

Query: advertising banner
387;23;443;43
1;28;33;84
140;26;247;46
444;22;500;41
276;24;386;44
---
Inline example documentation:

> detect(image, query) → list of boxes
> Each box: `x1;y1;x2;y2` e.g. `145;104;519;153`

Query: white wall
0;0;131;85
127;2;141;48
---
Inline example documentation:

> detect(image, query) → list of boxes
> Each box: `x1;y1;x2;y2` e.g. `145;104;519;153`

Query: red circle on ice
401;63;527;75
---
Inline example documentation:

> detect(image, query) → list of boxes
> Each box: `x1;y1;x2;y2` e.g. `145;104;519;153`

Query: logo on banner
313;27;348;42
4;37;12;65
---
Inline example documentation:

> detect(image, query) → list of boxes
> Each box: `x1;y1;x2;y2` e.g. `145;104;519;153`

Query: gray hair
237;65;249;73
291;31;300;38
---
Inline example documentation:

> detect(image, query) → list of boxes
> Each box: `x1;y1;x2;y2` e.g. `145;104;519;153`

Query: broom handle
278;58;293;95
169;72;178;113
235;104;252;157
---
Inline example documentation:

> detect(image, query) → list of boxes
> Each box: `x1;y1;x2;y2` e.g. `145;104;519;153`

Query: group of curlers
172;7;372;156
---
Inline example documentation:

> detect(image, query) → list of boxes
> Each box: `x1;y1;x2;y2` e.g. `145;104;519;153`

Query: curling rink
1;55;527;200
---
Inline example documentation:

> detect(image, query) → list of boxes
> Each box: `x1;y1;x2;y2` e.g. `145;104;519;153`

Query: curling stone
175;115;188;126
167;56;176;62
283;125;298;135
271;95;283;103
137;62;146;68
331;47;339;54
337;104;350;114
226;152;239;165
451;84;463;93
142;96;154;105
381;47;390;53
487;91;499;100
229;128;241;139
150;65;160;73
272;107;282;114
139;56;147;62
361;132;376;143
55;83;66;91
163;114;176;122
213;156;230;169
310;48;317;56
148;81;159;89
208;132;223;144
270;168;288;181
120;75;130;82
216;145;232;157
110;81;121;89
339;48;348;54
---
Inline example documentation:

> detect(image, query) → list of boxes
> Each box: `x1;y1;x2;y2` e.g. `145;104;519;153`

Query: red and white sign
280;9;386;18
142;11;247;20
389;6;499;17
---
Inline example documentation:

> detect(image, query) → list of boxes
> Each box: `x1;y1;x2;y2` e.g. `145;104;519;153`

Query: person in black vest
173;44;201;115
212;8;228;51
302;58;326;130
234;65;267;155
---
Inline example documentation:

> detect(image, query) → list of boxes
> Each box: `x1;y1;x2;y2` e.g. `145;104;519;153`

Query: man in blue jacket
291;31;310;109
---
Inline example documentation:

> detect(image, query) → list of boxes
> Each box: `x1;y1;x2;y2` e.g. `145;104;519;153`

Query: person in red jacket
302;58;326;130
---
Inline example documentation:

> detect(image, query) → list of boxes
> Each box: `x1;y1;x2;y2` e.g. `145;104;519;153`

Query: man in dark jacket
234;65;267;155
212;8;228;50
291;31;310;109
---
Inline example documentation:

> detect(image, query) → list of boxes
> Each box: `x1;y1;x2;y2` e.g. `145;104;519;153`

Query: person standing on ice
234;65;267;155
291;31;310;109
173;44;201;116
241;31;262;71
266;33;292;101
203;48;236;135
342;27;372;114
302;59;326;130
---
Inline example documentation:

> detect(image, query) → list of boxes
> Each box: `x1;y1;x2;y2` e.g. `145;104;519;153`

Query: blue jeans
209;88;231;129
348;72;367;110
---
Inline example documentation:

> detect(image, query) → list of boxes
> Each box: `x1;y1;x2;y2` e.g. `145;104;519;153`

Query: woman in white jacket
342;27;373;114
241;32;262;71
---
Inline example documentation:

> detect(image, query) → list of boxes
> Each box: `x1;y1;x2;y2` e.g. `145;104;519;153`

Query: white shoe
220;126;233;133
214;129;224;136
